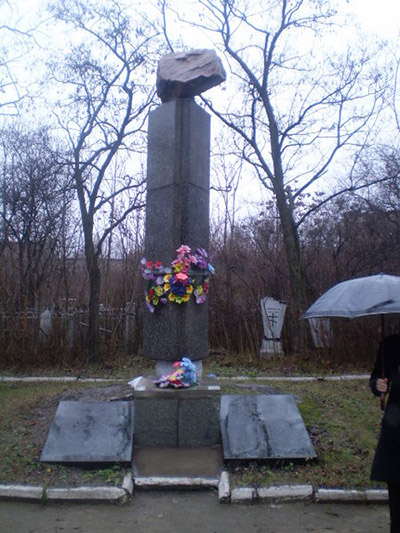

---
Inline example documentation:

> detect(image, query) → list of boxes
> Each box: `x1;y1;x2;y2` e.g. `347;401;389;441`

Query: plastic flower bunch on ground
141;245;214;312
155;357;198;388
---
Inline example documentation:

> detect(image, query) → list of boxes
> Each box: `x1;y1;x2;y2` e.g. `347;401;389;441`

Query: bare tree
46;0;159;360
0;0;43;115
162;0;385;350
0;126;72;311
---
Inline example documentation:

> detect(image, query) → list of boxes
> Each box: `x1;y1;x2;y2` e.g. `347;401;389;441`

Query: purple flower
145;300;155;313
193;248;209;270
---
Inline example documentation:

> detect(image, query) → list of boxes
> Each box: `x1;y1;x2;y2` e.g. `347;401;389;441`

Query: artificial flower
172;260;186;272
141;245;213;311
154;286;163;297
154;357;197;388
177;245;191;255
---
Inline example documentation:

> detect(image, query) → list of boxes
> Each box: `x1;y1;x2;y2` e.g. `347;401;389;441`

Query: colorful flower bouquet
154;357;198;388
141;245;214;313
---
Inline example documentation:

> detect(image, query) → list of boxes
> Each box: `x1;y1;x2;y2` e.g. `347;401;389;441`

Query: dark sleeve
370;343;385;397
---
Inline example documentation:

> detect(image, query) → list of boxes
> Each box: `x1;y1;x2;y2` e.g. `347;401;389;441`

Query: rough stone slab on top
157;49;226;102
40;401;133;464
220;394;316;460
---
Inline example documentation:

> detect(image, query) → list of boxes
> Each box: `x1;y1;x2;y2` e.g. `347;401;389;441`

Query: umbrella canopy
301;274;400;320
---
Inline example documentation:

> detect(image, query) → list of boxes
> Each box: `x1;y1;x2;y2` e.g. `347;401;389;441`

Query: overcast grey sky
2;0;400;223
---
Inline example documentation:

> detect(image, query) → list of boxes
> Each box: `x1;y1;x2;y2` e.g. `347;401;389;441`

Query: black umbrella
301;274;400;409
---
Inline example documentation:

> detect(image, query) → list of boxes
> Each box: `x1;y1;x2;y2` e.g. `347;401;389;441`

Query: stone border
134;476;219;489
0;472;134;503
315;488;388;503
0;376;123;383
0;374;370;384
219;472;387;504
0;483;388;504
219;375;370;382
0;471;388;504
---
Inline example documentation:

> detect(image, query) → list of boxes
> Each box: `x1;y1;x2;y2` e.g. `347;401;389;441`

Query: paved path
0;491;389;533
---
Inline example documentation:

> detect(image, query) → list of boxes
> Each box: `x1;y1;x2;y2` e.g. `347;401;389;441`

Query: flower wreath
141;244;214;313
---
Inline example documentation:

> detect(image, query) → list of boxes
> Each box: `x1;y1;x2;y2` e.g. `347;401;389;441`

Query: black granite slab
40;401;133;463
220;395;316;460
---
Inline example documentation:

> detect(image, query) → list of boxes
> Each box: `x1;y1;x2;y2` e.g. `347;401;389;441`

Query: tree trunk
274;186;309;352
83;222;101;363
88;258;101;362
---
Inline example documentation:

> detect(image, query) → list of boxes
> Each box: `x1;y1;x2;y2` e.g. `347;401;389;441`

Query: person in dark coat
370;333;400;533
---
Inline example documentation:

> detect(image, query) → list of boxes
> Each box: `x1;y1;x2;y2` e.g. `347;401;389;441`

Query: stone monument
133;50;226;457
142;49;226;377
40;51;316;474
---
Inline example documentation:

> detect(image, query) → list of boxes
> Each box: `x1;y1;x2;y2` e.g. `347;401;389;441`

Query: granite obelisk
142;50;226;375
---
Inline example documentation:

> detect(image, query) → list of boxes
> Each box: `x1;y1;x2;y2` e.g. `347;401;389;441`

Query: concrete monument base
132;377;220;447
133;445;223;478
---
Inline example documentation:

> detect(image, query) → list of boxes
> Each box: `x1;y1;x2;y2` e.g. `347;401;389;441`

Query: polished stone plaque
40;401;133;463
220;395;316;460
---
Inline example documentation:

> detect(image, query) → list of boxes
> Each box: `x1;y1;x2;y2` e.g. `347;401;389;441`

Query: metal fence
0;304;138;364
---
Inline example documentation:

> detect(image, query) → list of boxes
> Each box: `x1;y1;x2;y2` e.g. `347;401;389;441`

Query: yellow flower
175;296;183;304
153;297;159;305
168;293;175;302
196;286;204;296
154;286;163;297
164;274;171;283
182;294;190;302
173;261;185;272
186;285;193;294
164;283;171;292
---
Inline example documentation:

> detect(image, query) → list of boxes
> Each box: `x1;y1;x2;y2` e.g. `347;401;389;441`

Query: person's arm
370;345;388;397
